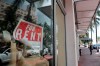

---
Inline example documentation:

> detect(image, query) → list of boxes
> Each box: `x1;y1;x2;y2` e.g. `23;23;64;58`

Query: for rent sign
13;19;43;50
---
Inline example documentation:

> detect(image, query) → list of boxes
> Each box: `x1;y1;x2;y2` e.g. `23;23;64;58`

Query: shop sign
13;19;43;50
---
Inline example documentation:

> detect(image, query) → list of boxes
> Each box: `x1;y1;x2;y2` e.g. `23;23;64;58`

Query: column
65;0;78;66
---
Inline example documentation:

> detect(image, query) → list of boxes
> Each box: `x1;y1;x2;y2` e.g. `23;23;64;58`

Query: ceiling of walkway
75;0;100;33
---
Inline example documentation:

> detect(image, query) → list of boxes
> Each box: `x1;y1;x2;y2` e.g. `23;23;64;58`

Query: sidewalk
78;47;100;66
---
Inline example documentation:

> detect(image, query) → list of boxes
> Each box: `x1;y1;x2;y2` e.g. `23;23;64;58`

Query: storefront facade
55;0;79;66
0;0;79;66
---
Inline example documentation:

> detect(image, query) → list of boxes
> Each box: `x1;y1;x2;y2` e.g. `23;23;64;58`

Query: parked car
93;44;100;49
26;49;40;56
27;49;34;56
0;48;11;64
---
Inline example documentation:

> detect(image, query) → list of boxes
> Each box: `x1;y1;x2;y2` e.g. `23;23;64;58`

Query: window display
0;0;54;66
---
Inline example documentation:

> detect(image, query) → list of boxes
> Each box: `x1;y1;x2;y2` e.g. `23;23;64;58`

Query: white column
76;34;80;61
65;0;78;66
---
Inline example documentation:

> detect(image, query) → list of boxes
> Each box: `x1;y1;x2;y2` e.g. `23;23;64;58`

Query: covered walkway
79;47;100;66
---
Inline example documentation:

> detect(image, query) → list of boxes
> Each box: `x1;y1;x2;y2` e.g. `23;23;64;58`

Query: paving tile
79;47;100;66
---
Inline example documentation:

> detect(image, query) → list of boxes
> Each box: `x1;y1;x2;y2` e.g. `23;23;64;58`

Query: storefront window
0;0;54;66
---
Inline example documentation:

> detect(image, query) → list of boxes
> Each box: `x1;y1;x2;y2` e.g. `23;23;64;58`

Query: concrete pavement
78;47;100;66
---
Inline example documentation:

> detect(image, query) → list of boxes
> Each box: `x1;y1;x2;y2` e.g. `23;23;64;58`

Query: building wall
55;3;66;66
0;1;34;21
0;1;24;20
0;0;52;24
0;1;9;20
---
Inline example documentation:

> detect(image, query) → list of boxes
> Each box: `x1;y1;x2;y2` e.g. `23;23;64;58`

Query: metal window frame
56;0;66;15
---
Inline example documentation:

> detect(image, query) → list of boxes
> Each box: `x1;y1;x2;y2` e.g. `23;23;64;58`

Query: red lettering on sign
14;20;43;42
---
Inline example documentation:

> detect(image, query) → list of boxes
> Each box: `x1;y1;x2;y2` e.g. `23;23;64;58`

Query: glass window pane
0;0;54;66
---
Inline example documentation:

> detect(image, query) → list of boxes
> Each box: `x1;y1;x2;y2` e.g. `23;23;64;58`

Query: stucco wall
65;0;78;66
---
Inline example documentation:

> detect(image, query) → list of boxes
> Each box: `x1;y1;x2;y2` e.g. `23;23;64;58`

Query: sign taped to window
13;19;43;51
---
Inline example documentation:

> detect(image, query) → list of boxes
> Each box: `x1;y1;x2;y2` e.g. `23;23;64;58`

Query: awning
38;6;52;19
75;0;100;33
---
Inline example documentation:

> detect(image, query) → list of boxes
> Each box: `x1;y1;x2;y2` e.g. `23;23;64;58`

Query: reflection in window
0;0;54;66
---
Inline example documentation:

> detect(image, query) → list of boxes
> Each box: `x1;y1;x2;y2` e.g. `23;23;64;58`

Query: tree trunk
95;22;98;43
91;24;92;43
94;17;98;43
